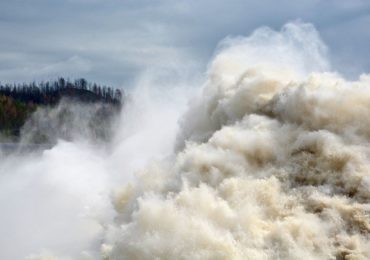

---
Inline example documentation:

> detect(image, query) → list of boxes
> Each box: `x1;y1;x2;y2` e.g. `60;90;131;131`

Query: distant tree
59;77;66;89
92;83;98;94
0;78;123;107
114;89;122;101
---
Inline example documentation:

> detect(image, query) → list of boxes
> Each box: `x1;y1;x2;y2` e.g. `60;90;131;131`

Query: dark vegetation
0;78;123;139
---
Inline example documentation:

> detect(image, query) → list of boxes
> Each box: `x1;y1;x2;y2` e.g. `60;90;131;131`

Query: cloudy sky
0;0;369;87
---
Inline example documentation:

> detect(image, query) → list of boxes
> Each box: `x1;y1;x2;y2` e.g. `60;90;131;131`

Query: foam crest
107;22;370;259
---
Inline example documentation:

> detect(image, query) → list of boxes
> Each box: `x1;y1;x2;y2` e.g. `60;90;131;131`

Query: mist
1;21;370;259
0;73;196;259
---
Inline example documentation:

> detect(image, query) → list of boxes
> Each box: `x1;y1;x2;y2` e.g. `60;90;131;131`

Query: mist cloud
1;13;370;260
104;22;370;259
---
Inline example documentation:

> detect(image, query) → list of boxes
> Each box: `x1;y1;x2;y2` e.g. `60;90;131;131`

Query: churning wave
2;22;370;260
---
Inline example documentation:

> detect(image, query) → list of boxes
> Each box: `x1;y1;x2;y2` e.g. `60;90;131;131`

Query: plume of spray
20;99;120;145
0;71;197;259
103;22;370;260
1;21;370;260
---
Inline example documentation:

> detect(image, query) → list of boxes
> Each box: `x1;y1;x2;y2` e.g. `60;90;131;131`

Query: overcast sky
0;0;369;87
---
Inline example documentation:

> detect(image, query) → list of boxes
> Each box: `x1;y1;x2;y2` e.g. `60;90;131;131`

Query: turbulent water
1;22;370;259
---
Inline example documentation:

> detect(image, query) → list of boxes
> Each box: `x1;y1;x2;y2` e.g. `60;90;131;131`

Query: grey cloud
0;0;369;87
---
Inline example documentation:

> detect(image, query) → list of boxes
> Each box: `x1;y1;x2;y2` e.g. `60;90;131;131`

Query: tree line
0;78;123;106
0;78;123;139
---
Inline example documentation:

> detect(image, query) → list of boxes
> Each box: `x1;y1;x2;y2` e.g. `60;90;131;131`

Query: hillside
0;78;123;140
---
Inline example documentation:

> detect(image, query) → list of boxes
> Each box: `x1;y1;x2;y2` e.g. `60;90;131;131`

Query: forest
0;78;123;138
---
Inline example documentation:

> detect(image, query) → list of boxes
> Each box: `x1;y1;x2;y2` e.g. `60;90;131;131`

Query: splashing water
1;22;370;260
